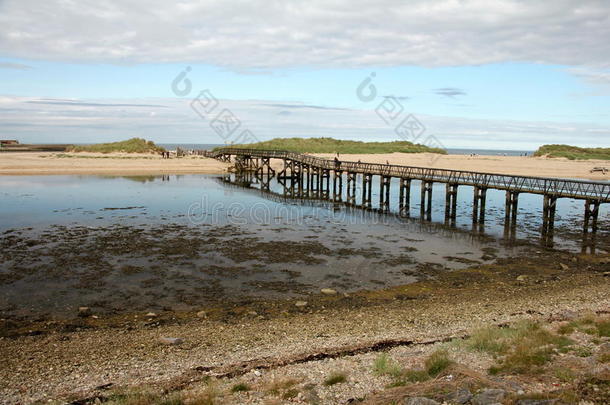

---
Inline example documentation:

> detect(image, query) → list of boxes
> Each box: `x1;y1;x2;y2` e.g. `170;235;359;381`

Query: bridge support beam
420;181;433;221
321;169;330;199
473;186;487;224
445;183;458;225
541;195;557;235
346;172;357;205
333;170;343;202
505;191;519;227
584;199;600;234
362;173;373;208
399;178;411;217
379;176;391;212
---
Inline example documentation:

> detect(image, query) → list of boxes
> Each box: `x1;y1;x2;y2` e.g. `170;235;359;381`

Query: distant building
0;140;19;145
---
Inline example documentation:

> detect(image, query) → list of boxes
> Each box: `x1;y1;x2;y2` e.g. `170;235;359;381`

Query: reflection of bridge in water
218;174;502;245
208;148;608;251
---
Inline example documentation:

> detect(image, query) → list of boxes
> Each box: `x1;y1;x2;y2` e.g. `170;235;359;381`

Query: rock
145;312;157;317
445;388;472;404
321;288;337;295
516;275;528;281
603;272;610;277
77;307;92;317
196;310;207;318
159;337;183;345
295;301;308;308
472;389;506;405
559;263;569;270
403;397;440;405
253;369;262;377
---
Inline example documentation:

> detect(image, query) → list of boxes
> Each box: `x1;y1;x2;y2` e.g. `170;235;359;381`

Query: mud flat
1;250;609;404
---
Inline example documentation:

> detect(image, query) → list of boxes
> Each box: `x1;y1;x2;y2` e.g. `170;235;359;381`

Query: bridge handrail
211;148;610;201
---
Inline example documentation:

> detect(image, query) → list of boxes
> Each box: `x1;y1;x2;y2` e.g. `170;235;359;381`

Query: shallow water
0;174;608;318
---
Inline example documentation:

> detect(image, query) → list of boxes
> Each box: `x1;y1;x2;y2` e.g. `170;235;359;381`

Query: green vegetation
216;137;447;155
373;352;404;378
424;349;453;377
230;383;251;393
67;138;166;154
557;315;610;337
323;371;347;386
533;144;610;160
458;321;573;375
372;350;453;388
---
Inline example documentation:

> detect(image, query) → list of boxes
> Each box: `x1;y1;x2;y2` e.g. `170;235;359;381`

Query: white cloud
1;96;608;150
0;1;609;69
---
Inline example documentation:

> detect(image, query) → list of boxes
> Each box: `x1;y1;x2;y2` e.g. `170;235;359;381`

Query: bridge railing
211;148;610;201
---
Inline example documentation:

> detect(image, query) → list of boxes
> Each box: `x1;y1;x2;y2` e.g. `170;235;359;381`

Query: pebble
559;263;569;270
295;301;308;308
516;275;527;281
145;312;157;317
159;337;183;345
196;310;207;318
321;288;337;295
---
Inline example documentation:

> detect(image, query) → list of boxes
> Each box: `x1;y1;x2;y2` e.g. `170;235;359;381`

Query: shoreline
1;151;609;180
1;250;608;403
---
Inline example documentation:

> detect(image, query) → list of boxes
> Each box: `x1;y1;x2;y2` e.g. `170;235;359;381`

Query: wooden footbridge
207;148;609;236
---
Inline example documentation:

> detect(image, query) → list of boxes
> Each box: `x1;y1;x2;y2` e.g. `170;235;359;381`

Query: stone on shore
159;337;183;345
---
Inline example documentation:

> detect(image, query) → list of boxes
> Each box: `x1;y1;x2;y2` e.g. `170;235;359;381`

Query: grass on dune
533;144;610;160
67;138;166;154
215;137;447;155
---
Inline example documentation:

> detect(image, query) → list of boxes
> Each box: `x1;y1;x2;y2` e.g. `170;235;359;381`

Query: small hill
67;138;165;154
534;144;610;160
216;137;446;155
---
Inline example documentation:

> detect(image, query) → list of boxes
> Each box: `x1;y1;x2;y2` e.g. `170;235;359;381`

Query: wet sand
0;151;609;180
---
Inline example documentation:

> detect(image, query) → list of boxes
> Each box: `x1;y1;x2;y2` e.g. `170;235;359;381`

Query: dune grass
533;144;610;160
216;137;447;155
67;138;166;154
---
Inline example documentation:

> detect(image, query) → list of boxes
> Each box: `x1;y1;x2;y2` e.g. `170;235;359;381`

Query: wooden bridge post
362;173;372;208
321;169;330;199
379;176;391;212
505;191;519;226
541;195;557;235
473;186;487;224
333;170;343;202
420;181;433;220
399;178;411;217
445;183;458;224
584;199;600;234
347;172;357;205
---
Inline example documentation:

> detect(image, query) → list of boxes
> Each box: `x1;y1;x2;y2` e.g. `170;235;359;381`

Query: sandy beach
1;151;608;180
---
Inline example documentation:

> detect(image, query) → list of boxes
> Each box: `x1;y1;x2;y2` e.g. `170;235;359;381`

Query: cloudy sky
1;0;609;149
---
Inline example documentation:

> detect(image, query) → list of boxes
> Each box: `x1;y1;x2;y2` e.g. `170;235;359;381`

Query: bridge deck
212;148;610;202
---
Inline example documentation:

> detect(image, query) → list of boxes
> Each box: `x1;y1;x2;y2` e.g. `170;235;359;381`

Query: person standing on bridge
334;156;341;170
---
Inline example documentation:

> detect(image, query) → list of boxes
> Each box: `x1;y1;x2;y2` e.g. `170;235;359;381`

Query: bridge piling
420;181;433;220
362;173;372;208
379;176;391;212
445;183;458;224
473;186;487;224
333;170;343;202
347;172;357;205
505;191;519;227
399;178;411;217
584;199;600;234
542;195;557;236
